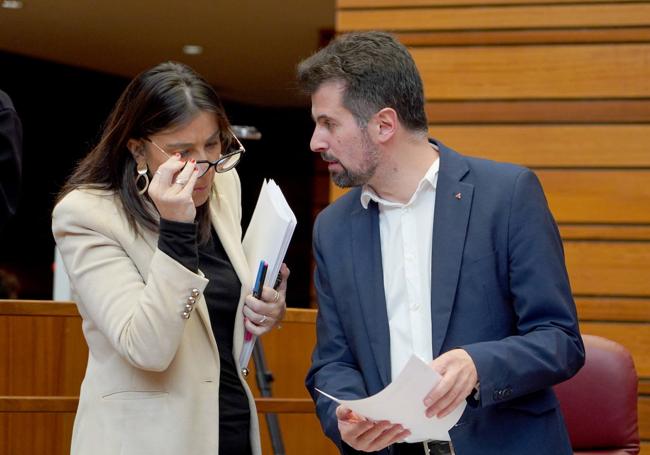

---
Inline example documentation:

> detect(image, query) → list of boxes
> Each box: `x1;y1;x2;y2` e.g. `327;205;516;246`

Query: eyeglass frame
147;128;245;177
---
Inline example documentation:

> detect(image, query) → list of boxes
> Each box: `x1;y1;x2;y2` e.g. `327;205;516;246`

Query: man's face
310;81;379;188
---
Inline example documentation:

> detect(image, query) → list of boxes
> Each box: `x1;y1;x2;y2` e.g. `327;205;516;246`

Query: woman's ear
127;139;146;163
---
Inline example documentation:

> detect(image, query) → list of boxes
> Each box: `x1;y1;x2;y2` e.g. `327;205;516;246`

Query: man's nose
310;129;327;154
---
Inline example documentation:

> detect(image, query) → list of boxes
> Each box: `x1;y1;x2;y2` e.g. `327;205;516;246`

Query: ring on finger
259;315;268;324
174;178;187;185
272;290;280;303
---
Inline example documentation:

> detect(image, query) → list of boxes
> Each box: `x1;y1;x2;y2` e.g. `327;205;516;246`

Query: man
0;89;22;230
299;31;584;455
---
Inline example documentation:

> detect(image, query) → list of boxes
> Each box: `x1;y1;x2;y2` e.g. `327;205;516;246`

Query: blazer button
181;311;191;319
493;390;503;401
187;296;196;305
503;387;512;398
184;304;193;312
241;368;249;378
191;288;200;298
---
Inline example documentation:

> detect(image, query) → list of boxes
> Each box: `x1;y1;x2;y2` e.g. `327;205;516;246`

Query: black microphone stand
253;339;285;455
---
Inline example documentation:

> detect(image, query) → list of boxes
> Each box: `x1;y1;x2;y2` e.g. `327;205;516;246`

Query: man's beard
323;134;379;188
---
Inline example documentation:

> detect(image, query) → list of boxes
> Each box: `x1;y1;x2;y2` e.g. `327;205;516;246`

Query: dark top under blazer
306;141;585;455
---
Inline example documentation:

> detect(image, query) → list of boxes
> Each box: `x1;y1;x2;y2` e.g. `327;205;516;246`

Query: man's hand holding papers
316;355;467;448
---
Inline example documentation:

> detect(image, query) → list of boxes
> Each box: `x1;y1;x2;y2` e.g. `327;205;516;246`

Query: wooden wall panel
426;100;650;124
432;125;650;168
565;242;650;297
338;4;650;31
412;45;650;99
340;0;631;7
538;171;650;224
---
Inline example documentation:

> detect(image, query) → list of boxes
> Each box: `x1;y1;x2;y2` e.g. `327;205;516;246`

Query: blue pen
253;260;268;299
246;260;268;341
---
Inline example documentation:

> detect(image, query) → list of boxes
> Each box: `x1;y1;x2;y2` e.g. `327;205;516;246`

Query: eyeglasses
148;129;245;178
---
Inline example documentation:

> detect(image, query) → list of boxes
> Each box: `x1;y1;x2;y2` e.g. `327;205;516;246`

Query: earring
135;162;149;195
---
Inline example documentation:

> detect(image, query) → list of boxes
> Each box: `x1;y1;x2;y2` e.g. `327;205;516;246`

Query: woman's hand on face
243;263;290;337
148;154;199;223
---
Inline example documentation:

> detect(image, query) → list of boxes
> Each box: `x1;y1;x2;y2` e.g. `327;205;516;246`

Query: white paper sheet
239;179;297;368
316;355;466;442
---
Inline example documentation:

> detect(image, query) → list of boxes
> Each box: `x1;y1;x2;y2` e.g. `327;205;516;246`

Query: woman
52;62;288;455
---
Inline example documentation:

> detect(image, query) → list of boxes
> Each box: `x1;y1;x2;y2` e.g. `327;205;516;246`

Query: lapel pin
454;192;462;200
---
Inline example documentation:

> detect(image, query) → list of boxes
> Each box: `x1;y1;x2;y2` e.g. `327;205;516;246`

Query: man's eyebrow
314;114;333;122
164;130;221;148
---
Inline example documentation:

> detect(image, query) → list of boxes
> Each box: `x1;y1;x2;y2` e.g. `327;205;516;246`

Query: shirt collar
360;157;440;209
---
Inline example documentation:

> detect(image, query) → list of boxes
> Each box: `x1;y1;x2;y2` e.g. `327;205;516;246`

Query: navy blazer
306;142;585;455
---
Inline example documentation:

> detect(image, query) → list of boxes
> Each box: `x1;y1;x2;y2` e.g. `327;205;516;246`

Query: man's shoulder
314;187;363;229
442;144;530;185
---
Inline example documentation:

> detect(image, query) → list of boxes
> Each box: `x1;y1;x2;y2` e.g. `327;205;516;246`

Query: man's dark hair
297;31;428;132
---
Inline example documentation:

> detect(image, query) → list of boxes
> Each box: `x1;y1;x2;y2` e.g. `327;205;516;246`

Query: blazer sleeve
306;215;369;454
462;169;585;407
52;191;209;372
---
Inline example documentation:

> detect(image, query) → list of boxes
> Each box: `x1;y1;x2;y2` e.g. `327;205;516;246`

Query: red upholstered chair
554;334;640;455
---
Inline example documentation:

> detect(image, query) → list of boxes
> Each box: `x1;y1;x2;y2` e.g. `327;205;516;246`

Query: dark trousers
393;441;453;455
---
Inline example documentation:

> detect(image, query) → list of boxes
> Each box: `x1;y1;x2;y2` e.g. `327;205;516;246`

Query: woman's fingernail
175;153;181;158
191;159;196;163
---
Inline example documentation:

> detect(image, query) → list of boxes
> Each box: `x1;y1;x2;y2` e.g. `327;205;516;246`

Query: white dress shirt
360;158;440;380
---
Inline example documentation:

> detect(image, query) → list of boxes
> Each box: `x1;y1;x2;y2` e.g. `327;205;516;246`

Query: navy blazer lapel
350;201;392;386
431;144;474;356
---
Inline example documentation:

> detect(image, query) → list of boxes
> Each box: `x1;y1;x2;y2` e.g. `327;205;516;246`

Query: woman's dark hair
58;61;232;243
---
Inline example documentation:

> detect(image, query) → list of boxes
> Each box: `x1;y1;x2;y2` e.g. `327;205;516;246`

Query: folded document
316;355;466;442
239;179;297;368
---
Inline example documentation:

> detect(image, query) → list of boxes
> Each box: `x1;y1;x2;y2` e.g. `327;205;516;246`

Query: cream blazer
52;170;261;455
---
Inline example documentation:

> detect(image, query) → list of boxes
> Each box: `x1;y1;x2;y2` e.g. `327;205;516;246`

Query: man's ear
370;108;398;144
127;139;146;162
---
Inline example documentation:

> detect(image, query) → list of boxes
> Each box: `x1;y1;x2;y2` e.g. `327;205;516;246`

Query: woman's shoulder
52;187;123;231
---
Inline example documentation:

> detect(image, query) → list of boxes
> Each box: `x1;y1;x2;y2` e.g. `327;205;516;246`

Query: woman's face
144;111;222;207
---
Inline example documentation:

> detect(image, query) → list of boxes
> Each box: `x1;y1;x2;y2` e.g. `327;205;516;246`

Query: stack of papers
239;179;297;367
316;355;466;442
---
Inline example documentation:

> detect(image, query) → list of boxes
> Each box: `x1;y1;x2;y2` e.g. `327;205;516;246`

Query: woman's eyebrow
164;130;221;149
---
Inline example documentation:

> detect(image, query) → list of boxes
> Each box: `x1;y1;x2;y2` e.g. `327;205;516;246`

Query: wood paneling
340;0;632;7
432;125;650;167
338;4;650;32
0;311;86;397
426;100;650;124
640;379;650;395
399;28;650;47
412;45;650;99
565;242;650;297
538;171;650;224
559;225;650;241
640;396;650;440
0;413;75;455
576;298;650;322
